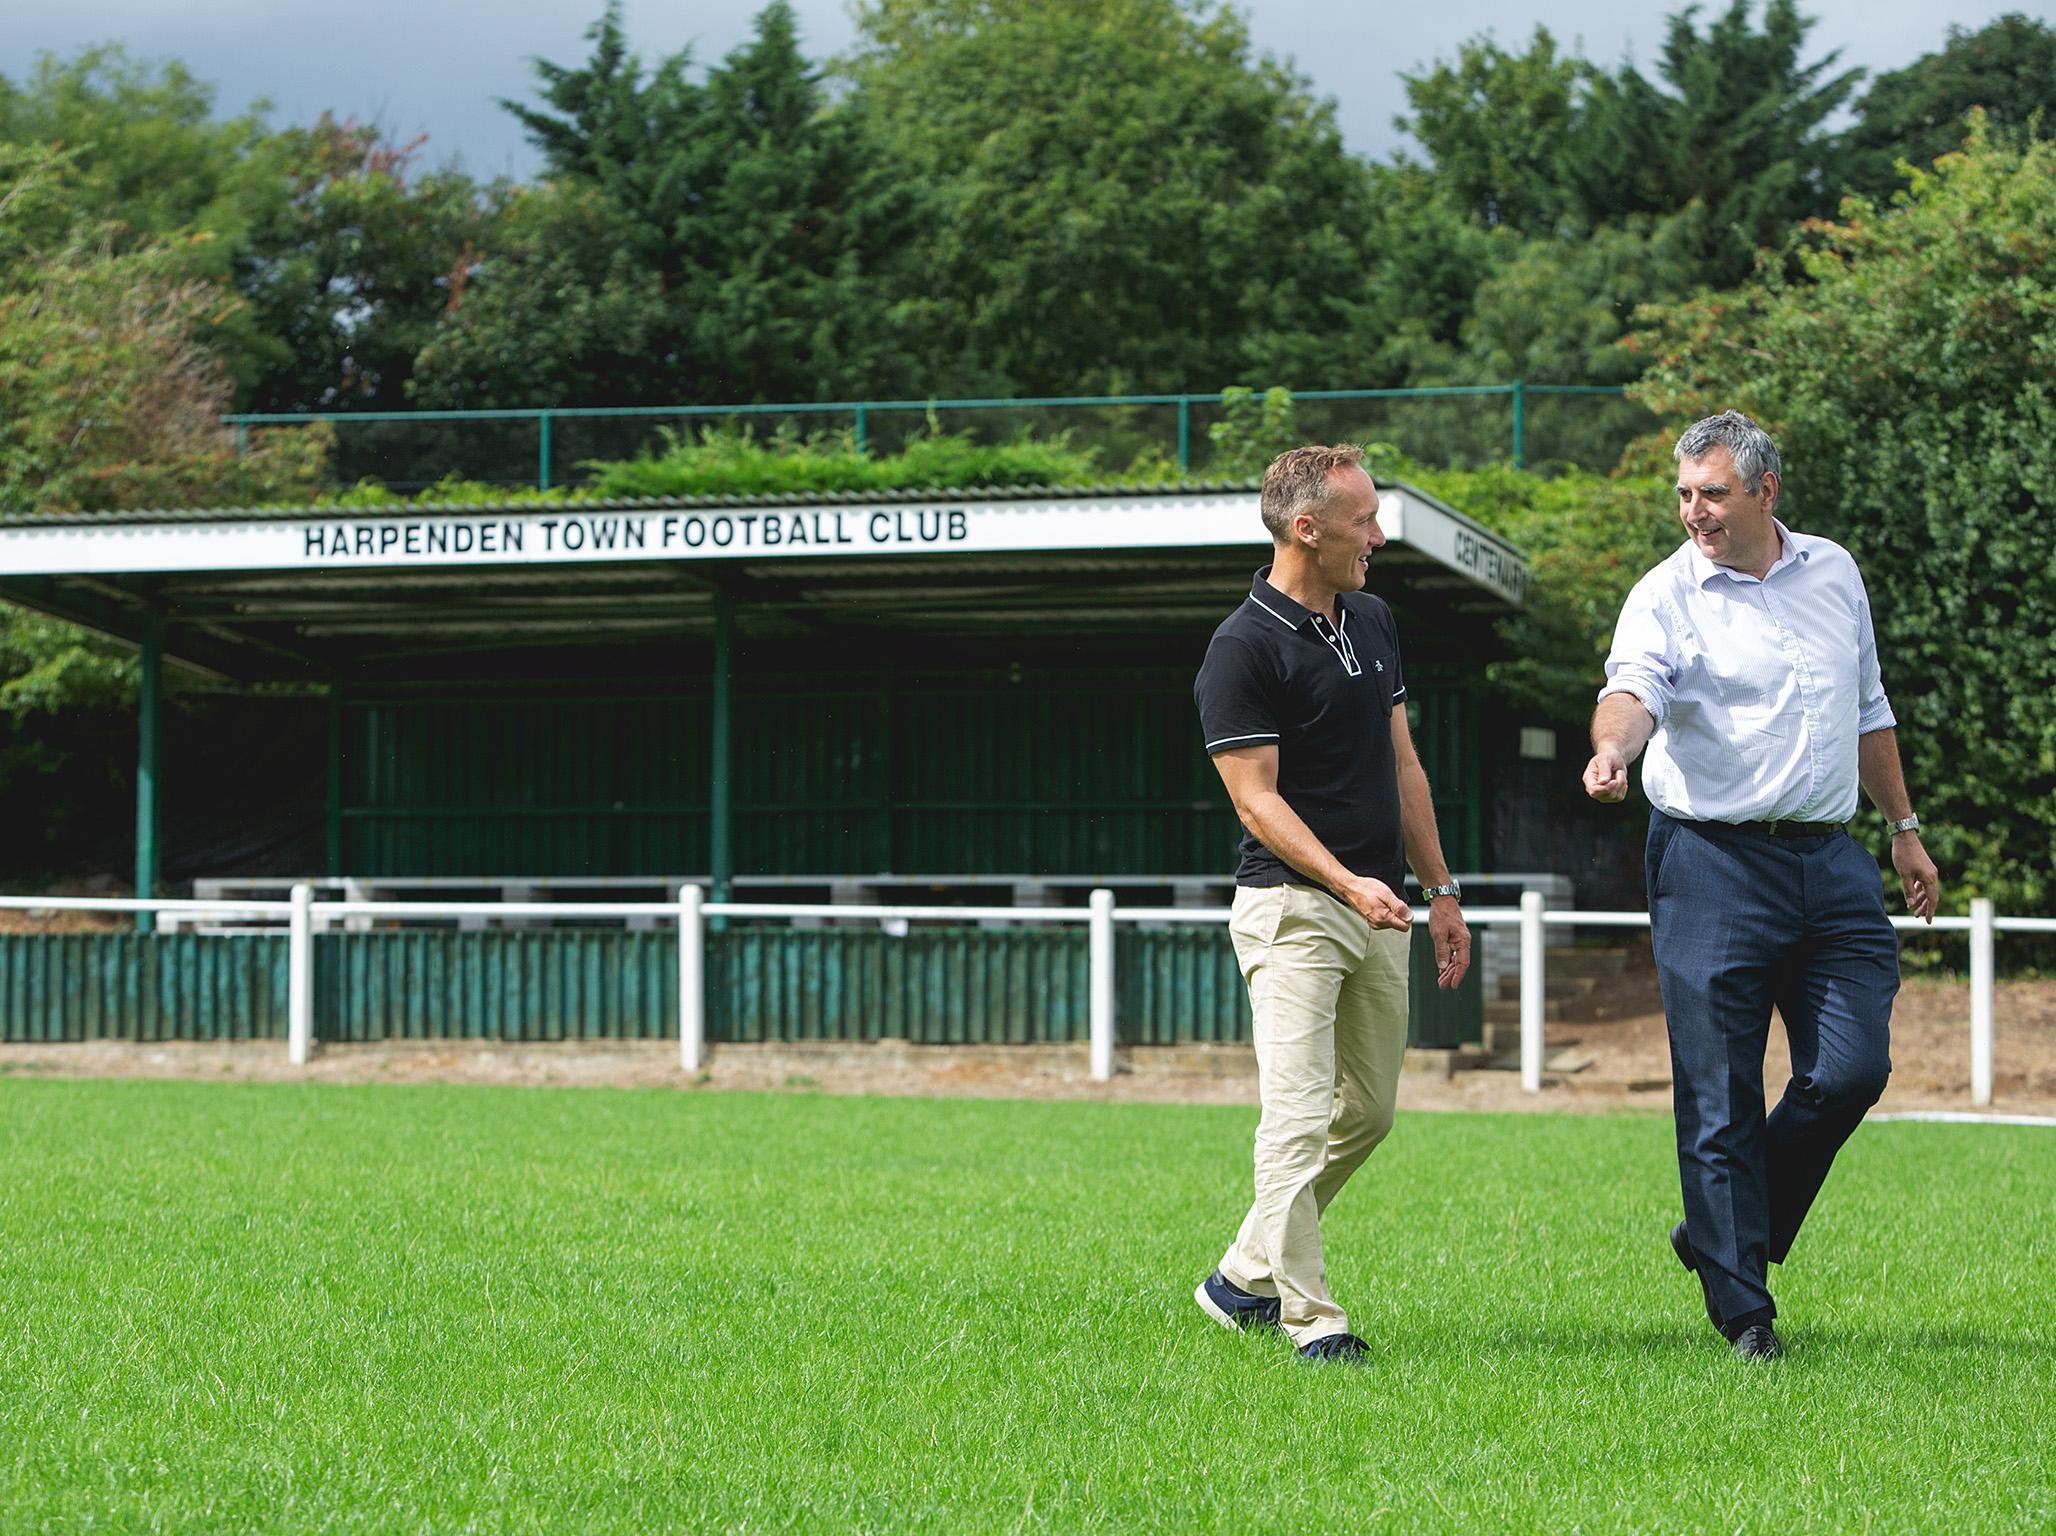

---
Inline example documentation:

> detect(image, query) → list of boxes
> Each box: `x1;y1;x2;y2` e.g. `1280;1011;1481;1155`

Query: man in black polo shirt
1191;443;1471;1363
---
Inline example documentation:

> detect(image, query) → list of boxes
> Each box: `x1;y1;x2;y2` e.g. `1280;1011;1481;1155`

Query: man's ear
1293;511;1320;548
1758;469;1780;514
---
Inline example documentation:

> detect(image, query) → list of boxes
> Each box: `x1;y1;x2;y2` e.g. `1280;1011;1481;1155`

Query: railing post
1510;380;1526;470
134;607;162;935
1176;396;1192;472
853;404;868;455
1520;890;1546;1092
1970;896;1995;1107
679;884;705;1073
288;883;315;1066
1089;888;1116;1082
537;410;553;491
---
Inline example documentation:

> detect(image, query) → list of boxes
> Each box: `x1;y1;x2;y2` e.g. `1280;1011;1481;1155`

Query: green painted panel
0;934;288;1042
709;928;1089;1044
314;932;677;1043
1;924;1475;1047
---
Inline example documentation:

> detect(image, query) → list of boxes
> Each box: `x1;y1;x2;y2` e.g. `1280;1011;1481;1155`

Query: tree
1629;120;2056;909
0;145;329;514
1837;14;2056;201
0;46;489;412
843;0;1383;395
1566;0;1862;287
233;119;492;412
436;1;927;407
407;179;675;408
1396;28;1585;235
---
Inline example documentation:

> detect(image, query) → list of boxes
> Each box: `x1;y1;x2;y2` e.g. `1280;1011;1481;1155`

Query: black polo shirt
1193;568;1408;893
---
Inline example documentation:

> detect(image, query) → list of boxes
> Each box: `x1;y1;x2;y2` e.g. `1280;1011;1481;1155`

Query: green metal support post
326;687;344;877
1510;380;1526;469
135;608;162;934
710;590;735;908
853;405;868;455
1177;397;1191;472
538;411;553;491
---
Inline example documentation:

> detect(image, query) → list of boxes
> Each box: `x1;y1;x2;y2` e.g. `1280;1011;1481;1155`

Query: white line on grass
1872;1111;2056;1128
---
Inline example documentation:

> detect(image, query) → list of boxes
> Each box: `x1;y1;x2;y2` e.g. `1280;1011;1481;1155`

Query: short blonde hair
1259;444;1366;542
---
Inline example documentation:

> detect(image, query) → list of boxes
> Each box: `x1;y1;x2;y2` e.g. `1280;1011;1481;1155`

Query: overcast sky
9;1;2047;181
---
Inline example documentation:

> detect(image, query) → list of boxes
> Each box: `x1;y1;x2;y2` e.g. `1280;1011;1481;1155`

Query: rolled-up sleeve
1852;562;1897;733
1598;579;1678;725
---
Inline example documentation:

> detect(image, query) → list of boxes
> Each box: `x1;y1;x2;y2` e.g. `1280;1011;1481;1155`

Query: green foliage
845;0;1383;395
1396;28;1584;235
1838;15;2056;201
0;45;490;413
0;609;132;719
582;423;1132;498
1565;0;1862;288
1205;388;1301;479
232;121;492;412
1404;459;1679;720
1631;121;2056;910
0;144;331;515
431;2;927;408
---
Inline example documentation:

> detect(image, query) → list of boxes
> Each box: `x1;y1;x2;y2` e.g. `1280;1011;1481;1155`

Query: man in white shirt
1583;410;1940;1361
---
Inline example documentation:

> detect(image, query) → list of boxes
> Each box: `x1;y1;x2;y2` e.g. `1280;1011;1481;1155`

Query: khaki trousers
1217;883;1412;1347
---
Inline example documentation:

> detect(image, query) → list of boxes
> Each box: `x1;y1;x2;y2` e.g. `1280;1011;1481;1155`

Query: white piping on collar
1247;593;1301;633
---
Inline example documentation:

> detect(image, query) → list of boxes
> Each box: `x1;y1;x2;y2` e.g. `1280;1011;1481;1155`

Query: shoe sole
1194;1281;1240;1332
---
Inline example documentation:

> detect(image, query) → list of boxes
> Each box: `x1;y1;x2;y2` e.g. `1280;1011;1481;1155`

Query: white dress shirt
1600;521;1896;823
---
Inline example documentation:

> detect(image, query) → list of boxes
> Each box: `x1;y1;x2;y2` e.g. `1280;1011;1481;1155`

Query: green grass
1;1081;2048;1533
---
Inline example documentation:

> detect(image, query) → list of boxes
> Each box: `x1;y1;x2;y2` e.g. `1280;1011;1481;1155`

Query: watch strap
1888;815;1920;836
1421;882;1461;901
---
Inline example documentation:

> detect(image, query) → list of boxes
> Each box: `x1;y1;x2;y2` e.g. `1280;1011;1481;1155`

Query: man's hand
1583;746;1629;802
1428;897;1470;989
1893;832;1940;923
1337;874;1412;931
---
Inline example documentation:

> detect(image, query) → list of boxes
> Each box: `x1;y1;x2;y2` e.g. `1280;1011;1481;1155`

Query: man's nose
1366;521;1386;548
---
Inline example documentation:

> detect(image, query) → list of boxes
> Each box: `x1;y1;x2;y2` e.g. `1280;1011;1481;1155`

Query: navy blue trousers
1646;811;1898;1329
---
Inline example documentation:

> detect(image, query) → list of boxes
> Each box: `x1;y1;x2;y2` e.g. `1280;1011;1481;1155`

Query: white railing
1;888;2042;1104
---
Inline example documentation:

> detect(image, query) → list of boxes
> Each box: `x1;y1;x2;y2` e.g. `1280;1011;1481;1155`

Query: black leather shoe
1669;1221;1724;1334
1732;1322;1783;1360
1298;1331;1370;1364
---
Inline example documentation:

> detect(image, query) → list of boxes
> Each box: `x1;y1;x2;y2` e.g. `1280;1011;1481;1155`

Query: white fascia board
0;485;1527;606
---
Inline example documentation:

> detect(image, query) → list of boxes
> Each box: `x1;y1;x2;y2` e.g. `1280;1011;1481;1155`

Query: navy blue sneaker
1194;1269;1281;1332
1298;1332;1369;1364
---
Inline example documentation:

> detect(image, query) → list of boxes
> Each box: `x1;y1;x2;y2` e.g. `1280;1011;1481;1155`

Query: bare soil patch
3;976;2051;1118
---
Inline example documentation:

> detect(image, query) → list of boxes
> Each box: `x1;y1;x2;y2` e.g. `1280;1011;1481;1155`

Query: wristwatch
1421;882;1462;902
1887;815;1921;836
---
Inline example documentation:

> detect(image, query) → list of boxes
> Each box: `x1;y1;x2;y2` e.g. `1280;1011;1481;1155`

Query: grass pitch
0;1078;2048;1533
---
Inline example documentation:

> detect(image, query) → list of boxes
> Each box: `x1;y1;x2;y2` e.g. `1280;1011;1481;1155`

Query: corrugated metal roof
0;481;1263;528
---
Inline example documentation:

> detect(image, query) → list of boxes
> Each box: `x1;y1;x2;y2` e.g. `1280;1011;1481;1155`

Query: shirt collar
1249;567;1335;633
1688;518;1808;588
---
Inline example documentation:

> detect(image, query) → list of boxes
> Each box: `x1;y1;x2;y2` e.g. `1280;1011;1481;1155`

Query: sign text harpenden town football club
300;508;970;563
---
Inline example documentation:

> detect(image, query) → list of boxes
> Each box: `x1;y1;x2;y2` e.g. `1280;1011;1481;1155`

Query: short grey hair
1674;410;1781;493
1259;443;1366;542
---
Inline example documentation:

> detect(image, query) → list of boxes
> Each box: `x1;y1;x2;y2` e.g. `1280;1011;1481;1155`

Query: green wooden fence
0;925;1480;1048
